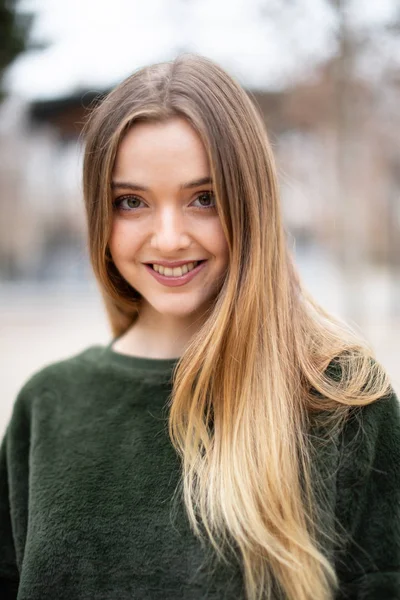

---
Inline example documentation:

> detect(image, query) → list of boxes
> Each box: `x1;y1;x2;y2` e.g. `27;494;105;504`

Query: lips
144;259;207;287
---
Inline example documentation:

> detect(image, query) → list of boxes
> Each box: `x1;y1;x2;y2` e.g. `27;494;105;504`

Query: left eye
113;195;144;210
192;192;216;209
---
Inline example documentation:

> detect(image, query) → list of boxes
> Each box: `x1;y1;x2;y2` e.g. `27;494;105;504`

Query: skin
109;116;230;359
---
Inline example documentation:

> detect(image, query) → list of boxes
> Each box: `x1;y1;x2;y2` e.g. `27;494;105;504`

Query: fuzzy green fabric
0;344;399;599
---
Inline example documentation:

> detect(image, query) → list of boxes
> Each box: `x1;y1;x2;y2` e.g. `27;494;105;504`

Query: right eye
113;195;146;211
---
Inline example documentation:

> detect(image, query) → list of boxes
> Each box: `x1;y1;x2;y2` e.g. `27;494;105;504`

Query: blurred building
0;94;90;281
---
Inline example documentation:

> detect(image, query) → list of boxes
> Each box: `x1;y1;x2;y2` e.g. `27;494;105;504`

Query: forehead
113;117;210;179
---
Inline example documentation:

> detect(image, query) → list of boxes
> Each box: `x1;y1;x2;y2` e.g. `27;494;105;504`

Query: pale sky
4;0;398;100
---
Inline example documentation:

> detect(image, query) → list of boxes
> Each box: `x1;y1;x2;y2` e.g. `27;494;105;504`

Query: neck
113;303;208;359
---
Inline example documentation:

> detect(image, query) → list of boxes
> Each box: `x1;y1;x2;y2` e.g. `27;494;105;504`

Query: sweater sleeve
0;429;19;598
0;379;33;600
335;389;400;599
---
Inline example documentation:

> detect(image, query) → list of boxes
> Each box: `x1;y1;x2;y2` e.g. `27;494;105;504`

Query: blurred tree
0;0;39;99
329;0;400;320
258;0;400;322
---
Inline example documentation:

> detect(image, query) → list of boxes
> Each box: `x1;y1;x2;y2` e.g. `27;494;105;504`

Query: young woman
1;53;399;600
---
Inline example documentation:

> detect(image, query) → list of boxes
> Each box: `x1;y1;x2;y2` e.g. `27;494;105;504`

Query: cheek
109;221;139;259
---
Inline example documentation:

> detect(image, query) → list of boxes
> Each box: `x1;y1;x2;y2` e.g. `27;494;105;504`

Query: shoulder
19;345;105;394
9;345;106;422
341;388;400;458
335;388;400;527
333;390;400;587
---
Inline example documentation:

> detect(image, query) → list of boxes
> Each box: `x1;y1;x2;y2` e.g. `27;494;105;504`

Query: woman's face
109;116;229;321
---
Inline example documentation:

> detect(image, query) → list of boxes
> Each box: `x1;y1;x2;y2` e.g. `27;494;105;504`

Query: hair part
82;53;392;600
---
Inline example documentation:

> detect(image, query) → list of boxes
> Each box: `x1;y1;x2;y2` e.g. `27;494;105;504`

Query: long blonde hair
82;53;391;600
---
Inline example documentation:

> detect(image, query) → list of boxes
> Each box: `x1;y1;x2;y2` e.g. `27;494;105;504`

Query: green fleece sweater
1;344;399;599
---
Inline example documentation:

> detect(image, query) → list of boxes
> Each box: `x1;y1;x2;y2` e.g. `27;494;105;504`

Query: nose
150;206;191;253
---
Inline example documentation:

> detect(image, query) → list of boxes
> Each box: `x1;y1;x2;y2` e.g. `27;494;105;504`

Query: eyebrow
111;176;213;192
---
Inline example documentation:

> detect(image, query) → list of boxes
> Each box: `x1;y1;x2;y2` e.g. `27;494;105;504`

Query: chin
147;298;212;319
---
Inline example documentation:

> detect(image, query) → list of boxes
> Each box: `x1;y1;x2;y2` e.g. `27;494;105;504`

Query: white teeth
153;261;199;277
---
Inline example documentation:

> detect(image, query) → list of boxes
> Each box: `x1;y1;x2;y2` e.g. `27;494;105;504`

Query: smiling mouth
148;260;206;277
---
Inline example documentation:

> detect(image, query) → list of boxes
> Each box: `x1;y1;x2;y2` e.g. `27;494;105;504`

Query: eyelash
112;191;216;212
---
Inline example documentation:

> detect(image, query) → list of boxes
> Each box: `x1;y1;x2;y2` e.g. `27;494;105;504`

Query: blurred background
1;0;399;436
